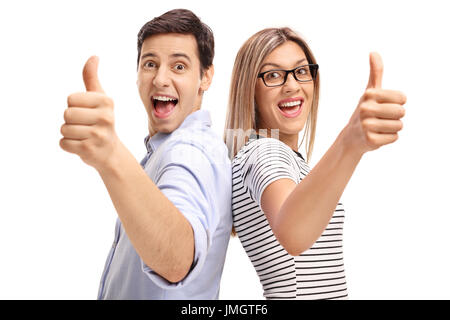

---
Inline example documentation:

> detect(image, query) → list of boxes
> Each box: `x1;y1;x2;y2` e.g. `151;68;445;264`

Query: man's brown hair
137;9;215;75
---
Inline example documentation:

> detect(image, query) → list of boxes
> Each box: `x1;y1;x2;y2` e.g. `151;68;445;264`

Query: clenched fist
344;52;407;155
60;56;119;170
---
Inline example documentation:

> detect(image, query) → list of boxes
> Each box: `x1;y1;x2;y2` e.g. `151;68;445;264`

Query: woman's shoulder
232;137;298;172
235;137;293;159
233;138;293;161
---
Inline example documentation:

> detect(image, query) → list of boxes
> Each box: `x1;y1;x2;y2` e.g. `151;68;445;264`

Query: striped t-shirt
232;137;348;300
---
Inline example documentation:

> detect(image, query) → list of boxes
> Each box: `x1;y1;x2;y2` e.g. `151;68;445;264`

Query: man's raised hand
60;56;119;170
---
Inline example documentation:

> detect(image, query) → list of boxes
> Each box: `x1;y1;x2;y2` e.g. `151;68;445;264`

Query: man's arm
60;56;194;283
98;141;194;283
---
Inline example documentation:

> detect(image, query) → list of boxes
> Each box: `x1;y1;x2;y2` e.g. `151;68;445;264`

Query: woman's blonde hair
224;27;320;162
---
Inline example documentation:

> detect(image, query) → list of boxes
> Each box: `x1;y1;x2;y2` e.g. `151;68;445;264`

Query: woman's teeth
279;100;302;107
278;99;303;117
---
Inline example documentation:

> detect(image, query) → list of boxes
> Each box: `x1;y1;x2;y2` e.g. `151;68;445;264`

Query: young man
60;9;232;299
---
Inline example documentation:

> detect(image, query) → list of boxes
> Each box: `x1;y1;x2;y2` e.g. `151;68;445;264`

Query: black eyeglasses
257;64;319;87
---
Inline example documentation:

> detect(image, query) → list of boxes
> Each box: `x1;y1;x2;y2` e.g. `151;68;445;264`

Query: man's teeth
153;96;177;102
279;100;302;107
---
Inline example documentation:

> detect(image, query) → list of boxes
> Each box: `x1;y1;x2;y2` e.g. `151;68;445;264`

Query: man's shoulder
155;126;230;169
172;125;228;154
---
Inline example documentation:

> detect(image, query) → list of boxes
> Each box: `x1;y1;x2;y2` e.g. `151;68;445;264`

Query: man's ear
200;65;214;92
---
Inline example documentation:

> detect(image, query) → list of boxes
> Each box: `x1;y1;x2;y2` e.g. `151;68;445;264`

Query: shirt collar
144;109;211;153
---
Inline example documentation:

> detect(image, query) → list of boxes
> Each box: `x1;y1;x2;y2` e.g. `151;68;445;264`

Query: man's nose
153;66;171;88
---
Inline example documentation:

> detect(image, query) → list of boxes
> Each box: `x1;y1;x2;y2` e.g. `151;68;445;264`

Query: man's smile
151;94;179;119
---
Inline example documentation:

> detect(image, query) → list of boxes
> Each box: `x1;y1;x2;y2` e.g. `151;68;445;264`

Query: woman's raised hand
344;52;407;156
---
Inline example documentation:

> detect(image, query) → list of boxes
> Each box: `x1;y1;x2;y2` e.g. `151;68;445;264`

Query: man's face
137;33;212;136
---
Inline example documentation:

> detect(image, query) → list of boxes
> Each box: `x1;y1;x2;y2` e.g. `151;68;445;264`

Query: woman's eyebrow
260;58;307;71
260;62;281;70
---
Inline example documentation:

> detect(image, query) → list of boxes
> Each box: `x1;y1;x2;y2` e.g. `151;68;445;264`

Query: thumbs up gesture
60;56;119;170
344;52;407;155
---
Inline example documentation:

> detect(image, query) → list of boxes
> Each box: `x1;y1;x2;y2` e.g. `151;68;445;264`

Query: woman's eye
267;71;281;79
296;67;308;76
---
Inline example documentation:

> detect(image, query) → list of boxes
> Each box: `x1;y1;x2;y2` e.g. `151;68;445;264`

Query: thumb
83;56;105;93
366;52;383;89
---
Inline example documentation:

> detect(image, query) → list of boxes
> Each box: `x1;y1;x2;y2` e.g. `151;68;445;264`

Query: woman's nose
282;72;301;93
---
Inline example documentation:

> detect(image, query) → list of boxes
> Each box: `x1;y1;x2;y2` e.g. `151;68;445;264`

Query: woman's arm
261;130;362;255
261;53;407;255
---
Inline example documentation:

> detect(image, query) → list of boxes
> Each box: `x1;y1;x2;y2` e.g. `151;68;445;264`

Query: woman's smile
277;96;304;118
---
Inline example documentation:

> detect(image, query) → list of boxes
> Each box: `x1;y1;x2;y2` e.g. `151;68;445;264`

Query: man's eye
174;64;186;71
144;61;156;68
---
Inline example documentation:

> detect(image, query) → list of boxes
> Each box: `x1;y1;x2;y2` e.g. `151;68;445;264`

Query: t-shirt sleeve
238;138;299;205
140;141;221;289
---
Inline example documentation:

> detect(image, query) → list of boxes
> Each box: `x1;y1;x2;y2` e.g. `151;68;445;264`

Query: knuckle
67;94;74;106
63;108;72;122
365;131;373;142
81;141;94;155
365;132;378;148
67;92;80;106
398;106;406;118
90;128;106;141
402;95;407;104
99;94;108;104
393;133;399;142
100;111;115;125
364;88;377;99
59;138;66;150
99;94;114;108
105;96;114;107
360;118;372;131
107;113;115;125
398;92;407;104
359;102;374;117
89;127;99;139
389;133;399;145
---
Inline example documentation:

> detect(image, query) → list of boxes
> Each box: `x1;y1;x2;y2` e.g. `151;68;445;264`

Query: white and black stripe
232;137;348;300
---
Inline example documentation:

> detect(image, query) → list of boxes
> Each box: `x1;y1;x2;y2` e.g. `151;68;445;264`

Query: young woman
225;27;406;299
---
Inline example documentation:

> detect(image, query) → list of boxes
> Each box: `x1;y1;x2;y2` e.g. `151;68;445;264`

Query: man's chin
147;107;194;136
149;121;181;136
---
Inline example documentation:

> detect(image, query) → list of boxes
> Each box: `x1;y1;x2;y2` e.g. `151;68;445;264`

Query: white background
0;0;449;299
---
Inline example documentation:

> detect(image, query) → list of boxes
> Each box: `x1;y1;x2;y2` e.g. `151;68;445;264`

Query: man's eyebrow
171;53;191;62
140;52;191;62
260;58;307;71
140;52;157;61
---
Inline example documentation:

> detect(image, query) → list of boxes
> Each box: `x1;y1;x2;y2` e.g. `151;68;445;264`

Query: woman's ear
200;65;214;92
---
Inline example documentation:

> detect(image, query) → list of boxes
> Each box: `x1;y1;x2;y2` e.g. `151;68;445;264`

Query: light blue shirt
97;110;232;299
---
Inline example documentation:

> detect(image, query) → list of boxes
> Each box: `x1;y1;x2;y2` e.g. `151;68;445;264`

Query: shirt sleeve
239;138;300;205
140;140;220;289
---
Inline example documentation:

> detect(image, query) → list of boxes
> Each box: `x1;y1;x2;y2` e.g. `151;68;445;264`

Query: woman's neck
256;129;299;152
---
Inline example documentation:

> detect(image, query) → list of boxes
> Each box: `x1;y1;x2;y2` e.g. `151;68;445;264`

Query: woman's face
255;41;315;139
